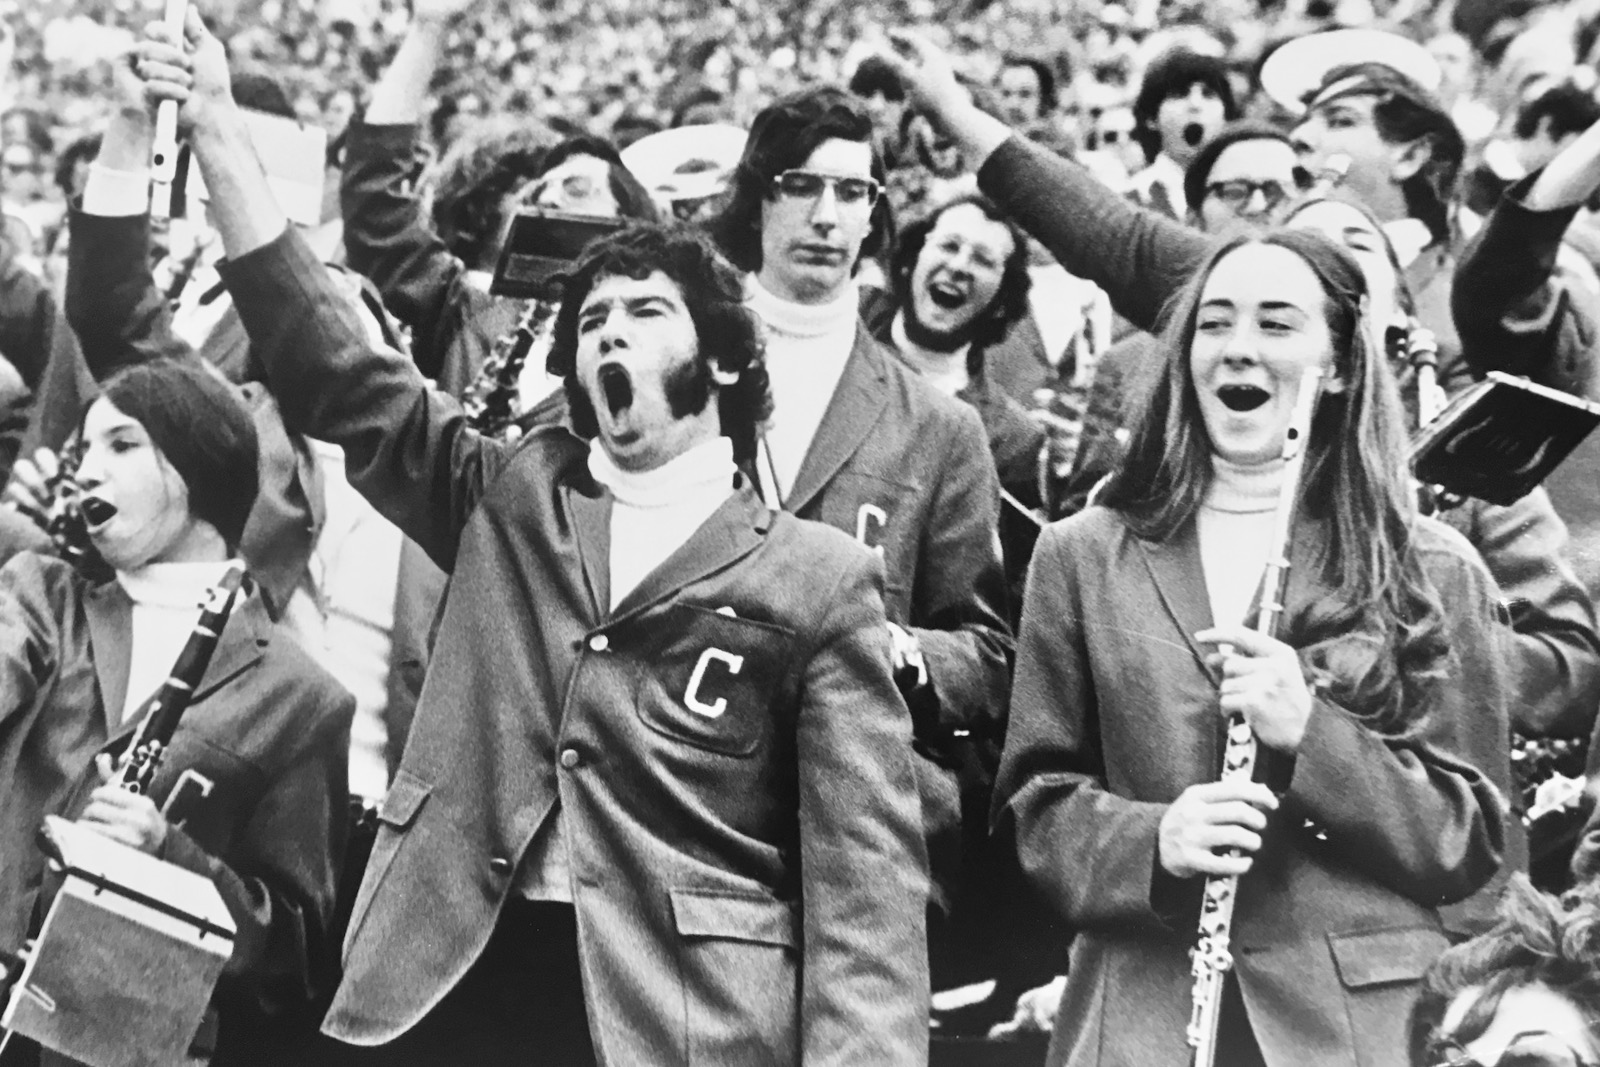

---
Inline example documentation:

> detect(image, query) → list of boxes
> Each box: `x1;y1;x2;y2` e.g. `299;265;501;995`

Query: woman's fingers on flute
1160;781;1277;877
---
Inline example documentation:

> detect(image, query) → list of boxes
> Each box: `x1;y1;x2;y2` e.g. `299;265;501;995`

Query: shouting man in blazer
135;16;929;1067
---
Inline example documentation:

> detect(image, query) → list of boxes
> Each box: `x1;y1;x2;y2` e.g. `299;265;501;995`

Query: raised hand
879;30;970;127
3;446;61;531
1158;778;1278;879
130;6;232;137
1196;625;1315;754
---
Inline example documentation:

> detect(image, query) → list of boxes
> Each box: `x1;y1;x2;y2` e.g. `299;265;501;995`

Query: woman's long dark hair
1097;229;1448;733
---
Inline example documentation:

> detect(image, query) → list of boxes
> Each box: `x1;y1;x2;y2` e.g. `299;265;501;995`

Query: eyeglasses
1428;1032;1600;1067
1204;178;1299;211
531;173;602;204
771;169;882;208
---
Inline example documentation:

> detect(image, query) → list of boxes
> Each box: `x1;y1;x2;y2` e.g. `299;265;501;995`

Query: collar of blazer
82;577;273;744
1132;513;1323;686
564;472;774;627
784;327;892;514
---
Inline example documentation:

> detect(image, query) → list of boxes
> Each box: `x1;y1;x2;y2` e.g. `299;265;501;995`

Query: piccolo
1186;367;1323;1067
148;0;189;220
117;561;247;794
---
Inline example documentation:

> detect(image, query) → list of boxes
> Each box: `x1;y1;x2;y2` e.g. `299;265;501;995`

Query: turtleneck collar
117;559;239;610
587;435;737;510
745;274;859;341
890;313;970;396
1204;453;1287;515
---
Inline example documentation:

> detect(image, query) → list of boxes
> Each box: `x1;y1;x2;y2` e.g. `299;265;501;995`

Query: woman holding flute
991;228;1512;1067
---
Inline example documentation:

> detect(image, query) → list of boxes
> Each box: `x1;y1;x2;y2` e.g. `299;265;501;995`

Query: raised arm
66;94;197;378
340;0;485;380
880;31;1209;333
136;10;504;569
1453;120;1600;397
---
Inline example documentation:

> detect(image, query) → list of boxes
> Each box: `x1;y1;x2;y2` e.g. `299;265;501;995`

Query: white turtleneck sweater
889;313;970;397
1197;455;1285;629
117;559;241;722
588;436;739;608
744;276;859;503
516;434;737;903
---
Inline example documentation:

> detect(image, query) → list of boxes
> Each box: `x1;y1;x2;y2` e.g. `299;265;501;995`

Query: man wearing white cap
1265;29;1472;389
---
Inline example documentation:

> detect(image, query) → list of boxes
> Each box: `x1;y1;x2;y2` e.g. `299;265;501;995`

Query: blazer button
588;634;609;652
559;748;581;769
489;855;513;876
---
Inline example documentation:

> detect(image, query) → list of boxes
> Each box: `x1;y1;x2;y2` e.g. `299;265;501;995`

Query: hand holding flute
148;0;189;218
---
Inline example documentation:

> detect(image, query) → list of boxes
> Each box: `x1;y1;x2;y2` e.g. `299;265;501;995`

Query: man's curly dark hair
888;193;1032;357
546;224;772;467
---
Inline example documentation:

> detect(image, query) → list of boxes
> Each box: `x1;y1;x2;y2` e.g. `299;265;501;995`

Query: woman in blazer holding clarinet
992;229;1512;1067
0;358;353;1066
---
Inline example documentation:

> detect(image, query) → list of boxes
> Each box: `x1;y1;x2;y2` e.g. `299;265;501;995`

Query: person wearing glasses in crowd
1410;876;1600;1067
710;85;1013;966
340;0;659;403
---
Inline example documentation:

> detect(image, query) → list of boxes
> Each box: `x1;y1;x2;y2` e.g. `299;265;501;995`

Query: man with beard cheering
132;14;930;1065
859;194;1046;609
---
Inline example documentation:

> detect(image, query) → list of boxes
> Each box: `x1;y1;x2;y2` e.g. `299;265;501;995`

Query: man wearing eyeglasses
1183;124;1307;241
709;86;1013;944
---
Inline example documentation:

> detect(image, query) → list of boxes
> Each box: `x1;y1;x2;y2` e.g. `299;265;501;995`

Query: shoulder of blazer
1412;513;1492;576
766;507;882;574
857;326;988;434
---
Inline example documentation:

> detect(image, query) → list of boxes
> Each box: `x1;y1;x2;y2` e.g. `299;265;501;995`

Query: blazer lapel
189;594;270;704
1133;523;1219;681
564;482;612;620
83;581;131;736
784;329;890;514
609;487;769;623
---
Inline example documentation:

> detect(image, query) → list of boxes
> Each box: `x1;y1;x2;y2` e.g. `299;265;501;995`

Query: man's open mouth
1217;384;1271;412
80;496;117;528
927;279;968;310
1183;122;1205;147
598;364;634;417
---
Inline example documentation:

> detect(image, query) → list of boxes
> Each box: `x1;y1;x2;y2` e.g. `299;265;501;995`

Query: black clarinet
36;439;111;581
462;298;558;439
116;562;248;795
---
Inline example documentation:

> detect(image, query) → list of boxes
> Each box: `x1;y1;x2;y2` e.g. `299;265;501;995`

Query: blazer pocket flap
1328;927;1445;989
378;770;432;830
671;888;797;948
